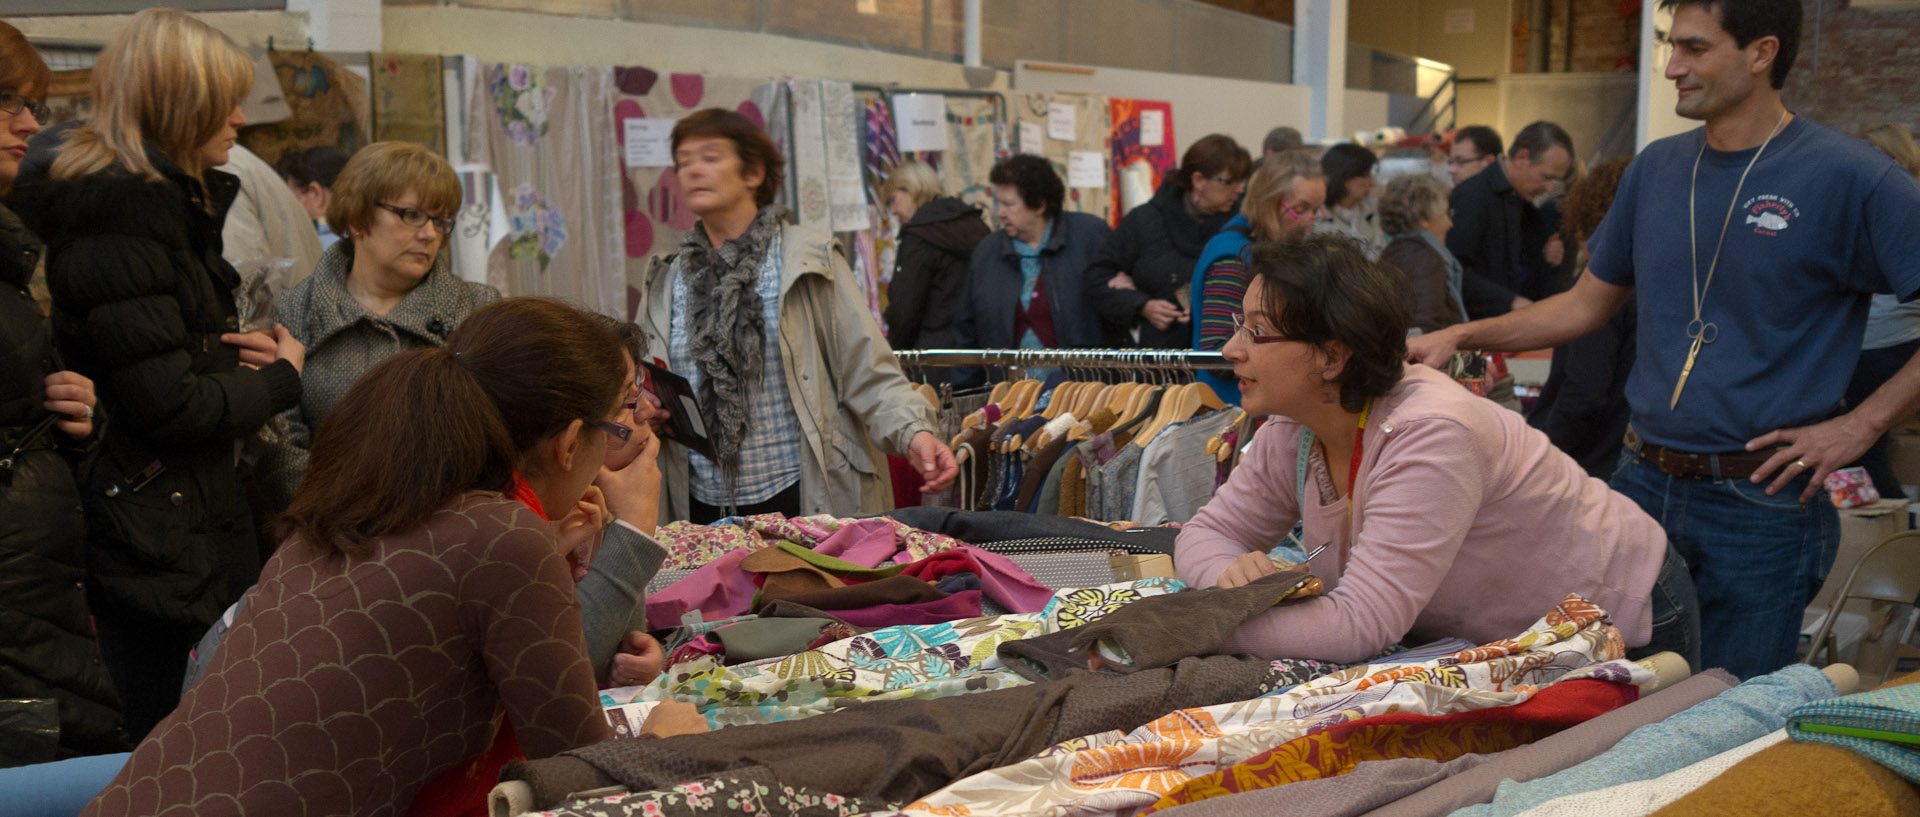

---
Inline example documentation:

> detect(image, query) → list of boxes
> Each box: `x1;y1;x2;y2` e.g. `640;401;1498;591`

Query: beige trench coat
643;221;935;521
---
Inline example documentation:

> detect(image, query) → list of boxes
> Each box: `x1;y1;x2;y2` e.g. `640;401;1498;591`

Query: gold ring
1795;459;1811;469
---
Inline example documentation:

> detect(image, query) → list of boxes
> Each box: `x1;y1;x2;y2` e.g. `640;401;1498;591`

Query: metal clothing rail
893;348;1231;371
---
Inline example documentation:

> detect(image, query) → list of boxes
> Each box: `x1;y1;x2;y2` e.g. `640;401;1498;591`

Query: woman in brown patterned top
84;298;694;816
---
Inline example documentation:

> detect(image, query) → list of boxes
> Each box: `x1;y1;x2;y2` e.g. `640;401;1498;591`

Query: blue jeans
1610;449;1839;680
0;752;128;817
1626;542;1701;674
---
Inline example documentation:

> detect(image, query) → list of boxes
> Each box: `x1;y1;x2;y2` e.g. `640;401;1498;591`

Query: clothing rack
894;348;1231;372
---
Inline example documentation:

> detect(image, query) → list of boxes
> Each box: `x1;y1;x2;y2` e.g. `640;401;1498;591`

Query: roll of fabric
1446;663;1836;817
1786;669;1920;782
1508;730;1786;817
1358;669;1739;817
1645;739;1920;817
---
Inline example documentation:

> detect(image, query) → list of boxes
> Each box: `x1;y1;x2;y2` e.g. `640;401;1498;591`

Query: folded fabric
523;765;885;817
755;573;948;612
1358;669;1739;817
746;541;907;602
934;571;981;595
1155;753;1487;817
657;514;961;571
1509;730;1786;817
500;654;1281;809
1448;663;1837;817
647;546;763;630
884;506;1180;554
998;571;1323;681
708;618;847;665
1786;669;1920;782
1645;733;1920;817
814;590;983;628
1147;678;1639;812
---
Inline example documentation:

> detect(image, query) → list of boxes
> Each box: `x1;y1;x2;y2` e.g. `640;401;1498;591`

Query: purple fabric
958;544;1057;613
827;591;984;627
645;547;761;630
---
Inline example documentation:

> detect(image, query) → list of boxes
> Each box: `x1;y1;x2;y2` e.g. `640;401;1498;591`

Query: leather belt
1623;427;1781;480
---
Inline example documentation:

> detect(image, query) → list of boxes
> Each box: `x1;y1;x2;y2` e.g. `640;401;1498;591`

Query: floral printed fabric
612;579;1187;728
237;49;369;167
529;766;882;817
884;595;1656;817
655;514;966;571
370;52;446;155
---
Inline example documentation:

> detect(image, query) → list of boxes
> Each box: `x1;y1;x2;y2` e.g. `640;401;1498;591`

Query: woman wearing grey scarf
641;109;956;523
1378;173;1470;335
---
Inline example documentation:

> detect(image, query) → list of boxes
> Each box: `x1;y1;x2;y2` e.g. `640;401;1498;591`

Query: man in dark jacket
954;155;1112;372
1446;120;1575;320
885;195;990;353
1089;134;1250;348
12;124;304;740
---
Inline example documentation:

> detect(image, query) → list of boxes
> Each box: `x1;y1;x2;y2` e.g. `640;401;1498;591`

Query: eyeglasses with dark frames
590;420;635;449
376;202;455;235
1230;312;1291;344
0;90;50;125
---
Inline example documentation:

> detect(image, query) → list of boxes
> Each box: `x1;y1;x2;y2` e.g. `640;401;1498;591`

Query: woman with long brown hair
7;8;304;739
85;297;702;817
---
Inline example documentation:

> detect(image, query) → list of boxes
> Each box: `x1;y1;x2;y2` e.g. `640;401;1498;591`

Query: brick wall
1781;0;1920;137
1515;0;1639;74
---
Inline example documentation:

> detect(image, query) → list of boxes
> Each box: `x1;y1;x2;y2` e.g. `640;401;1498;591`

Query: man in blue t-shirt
1411;0;1920;680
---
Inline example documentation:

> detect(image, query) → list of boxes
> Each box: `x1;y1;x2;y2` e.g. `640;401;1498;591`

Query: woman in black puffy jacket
8;9;305;741
881;161;990;358
0;20;126;762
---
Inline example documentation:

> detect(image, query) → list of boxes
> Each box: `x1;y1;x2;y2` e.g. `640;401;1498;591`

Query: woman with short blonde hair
882;160;990;357
9;7;307;739
1190;148;1325;399
269;141;499;506
882;160;946;215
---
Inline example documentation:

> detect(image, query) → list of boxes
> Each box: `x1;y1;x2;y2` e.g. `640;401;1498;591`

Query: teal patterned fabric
1788;676;1920;782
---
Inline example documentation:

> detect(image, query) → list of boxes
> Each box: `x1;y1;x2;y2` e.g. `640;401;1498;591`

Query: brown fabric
1016;435;1073;512
757;574;948;612
82;492;611;817
1381;236;1464;335
999;571;1323;681
236;50;369;167
504;654;1279;809
1061;453;1091;518
1647;740;1920;817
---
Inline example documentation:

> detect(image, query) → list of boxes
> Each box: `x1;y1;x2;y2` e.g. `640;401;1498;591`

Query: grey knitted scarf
680;205;788;482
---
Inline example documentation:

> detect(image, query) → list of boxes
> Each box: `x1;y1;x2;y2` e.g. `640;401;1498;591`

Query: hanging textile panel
1109;98;1176;224
1007;91;1112;222
369;52;447;155
938;95;1004;218
237;49;370;167
468;62;626;317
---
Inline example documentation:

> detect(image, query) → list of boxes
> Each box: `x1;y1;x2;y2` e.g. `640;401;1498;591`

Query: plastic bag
231;257;301;333
1825;466;1881;509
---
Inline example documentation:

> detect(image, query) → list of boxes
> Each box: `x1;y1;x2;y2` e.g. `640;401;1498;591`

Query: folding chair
1804;529;1920;667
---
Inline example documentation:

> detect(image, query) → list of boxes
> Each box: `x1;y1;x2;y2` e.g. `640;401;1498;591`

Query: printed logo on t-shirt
1741;194;1800;236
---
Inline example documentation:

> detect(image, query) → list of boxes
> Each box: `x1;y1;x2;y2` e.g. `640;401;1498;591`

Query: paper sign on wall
1047;101;1076;141
622;118;675;167
1019;122;1044;155
1068;150;1106;189
1139;109;1165;147
1444;8;1474;34
893;93;951;152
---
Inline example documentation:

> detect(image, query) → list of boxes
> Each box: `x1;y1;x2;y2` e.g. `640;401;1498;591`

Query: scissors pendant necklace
1672;108;1788;410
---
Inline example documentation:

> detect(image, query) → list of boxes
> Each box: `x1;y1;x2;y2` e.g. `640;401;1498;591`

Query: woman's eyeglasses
377;202;455;235
1230;312;1291;344
0;90;50;124
590;420;635;449
1280;200;1323;222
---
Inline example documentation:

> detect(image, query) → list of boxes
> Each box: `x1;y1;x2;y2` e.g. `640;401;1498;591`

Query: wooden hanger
1135;382;1229;447
912;382;939;409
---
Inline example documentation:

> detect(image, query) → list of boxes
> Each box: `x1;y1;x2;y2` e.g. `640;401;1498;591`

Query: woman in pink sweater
1176;234;1698;666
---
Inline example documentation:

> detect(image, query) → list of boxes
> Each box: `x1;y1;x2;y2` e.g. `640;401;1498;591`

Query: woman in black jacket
8;9;305;740
1089;134;1250;348
0;21;125;761
882;161;989;356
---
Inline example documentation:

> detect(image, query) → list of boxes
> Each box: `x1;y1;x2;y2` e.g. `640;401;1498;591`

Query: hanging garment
1007;91;1112;222
1108;98;1176;224
237;49;369;166
1133;408;1243;525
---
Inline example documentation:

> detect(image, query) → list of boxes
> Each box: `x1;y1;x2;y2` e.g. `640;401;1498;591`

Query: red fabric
1011;273;1059;348
889;456;925;509
898;549;982;586
405;473;549;817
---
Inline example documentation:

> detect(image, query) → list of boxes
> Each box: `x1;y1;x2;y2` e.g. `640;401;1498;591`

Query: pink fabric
827;591;984;627
955;545;1055;614
808;518;911;568
644;547;762;630
1175;365;1666;664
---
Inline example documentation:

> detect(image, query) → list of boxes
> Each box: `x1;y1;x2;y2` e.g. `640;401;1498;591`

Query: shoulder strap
1266;428;1312;563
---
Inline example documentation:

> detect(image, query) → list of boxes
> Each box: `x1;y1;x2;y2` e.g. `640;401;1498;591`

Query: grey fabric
502;654;1279;809
679;205;787;473
267;240;499;503
1357;668;1741;817
997;571;1320;681
1159;753;1490;817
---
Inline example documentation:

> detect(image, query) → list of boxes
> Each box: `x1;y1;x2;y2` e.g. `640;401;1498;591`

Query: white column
285;0;382;52
1635;0;1690;151
1293;0;1348;143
